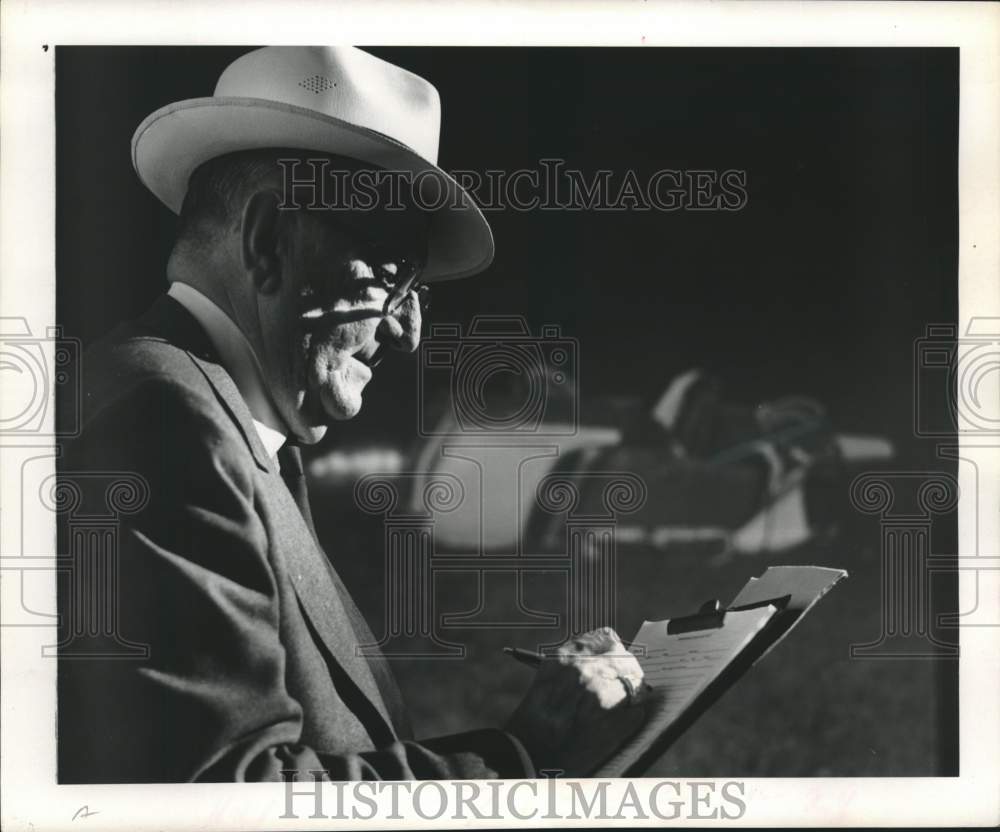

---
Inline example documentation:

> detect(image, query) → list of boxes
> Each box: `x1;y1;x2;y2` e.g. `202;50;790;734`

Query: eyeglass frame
295;207;431;318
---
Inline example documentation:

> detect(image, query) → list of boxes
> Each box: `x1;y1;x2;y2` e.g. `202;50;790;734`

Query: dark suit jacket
57;295;533;783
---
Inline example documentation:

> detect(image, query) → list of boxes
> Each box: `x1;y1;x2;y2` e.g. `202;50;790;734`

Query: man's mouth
354;343;385;369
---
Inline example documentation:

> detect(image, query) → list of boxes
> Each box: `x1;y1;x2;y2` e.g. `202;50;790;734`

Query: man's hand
504;627;649;776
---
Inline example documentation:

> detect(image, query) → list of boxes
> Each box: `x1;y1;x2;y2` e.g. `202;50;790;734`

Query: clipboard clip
666;599;726;635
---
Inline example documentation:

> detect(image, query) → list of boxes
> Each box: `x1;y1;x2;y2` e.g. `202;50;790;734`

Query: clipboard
592;565;847;778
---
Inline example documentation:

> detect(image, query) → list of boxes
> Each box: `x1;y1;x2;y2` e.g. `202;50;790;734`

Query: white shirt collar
168;281;288;460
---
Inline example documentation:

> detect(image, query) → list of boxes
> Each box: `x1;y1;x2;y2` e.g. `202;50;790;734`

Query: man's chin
278;400;349;446
319;385;364;421
297;384;365;430
298;424;328;444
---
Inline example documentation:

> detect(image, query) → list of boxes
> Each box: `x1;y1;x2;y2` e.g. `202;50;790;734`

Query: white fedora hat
131;46;493;281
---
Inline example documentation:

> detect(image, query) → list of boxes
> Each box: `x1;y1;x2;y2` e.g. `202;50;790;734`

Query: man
57;46;647;783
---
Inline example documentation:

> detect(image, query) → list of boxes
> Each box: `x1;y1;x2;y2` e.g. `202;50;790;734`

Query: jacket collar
167;282;287;460
147;295;277;474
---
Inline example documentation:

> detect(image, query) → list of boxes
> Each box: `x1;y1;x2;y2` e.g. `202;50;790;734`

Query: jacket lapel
268;480;396;740
188;352;276;472
150;296;397;741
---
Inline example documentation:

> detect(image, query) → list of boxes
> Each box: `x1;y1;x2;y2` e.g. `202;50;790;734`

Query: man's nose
376;295;421;353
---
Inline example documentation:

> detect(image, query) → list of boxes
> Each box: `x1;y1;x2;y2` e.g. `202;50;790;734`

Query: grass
314;487;958;777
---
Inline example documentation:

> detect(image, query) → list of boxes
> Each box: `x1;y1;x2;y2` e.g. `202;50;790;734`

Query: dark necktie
277;443;317;538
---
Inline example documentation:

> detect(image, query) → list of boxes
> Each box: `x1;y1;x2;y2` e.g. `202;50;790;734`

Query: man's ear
241;189;287;294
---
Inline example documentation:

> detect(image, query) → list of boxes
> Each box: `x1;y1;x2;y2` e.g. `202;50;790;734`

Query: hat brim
132;97;493;282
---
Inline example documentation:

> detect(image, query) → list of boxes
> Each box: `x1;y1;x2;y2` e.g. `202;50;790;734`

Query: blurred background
57;46;959;775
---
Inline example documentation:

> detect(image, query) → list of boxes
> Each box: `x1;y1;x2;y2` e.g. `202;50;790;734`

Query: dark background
57;46;959;776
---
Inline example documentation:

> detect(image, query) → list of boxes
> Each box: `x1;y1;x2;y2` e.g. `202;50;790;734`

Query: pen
503;646;543;668
503;642;636;668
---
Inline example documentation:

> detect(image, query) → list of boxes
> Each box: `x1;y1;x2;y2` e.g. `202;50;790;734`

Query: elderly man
57;46;645;783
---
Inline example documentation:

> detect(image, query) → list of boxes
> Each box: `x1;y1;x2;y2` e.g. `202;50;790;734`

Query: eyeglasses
380;263;430;318
303;209;430;318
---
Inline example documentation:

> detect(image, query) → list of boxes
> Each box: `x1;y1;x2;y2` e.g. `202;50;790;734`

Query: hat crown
214;46;441;163
132;45;493;279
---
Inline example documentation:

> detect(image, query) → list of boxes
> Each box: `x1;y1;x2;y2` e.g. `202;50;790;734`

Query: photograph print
48;43;966;786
